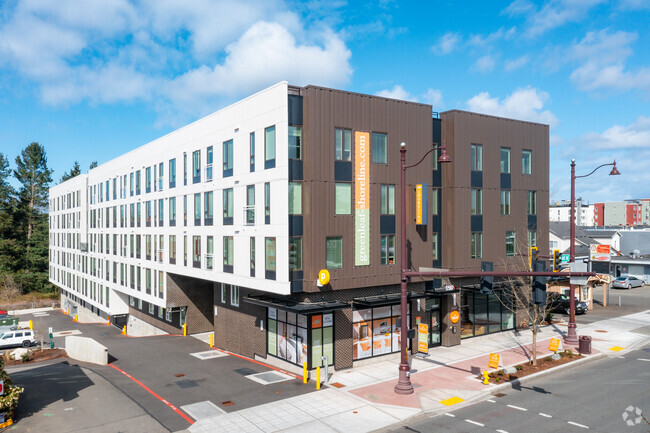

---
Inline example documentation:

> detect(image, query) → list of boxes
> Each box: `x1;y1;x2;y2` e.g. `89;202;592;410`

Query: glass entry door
425;298;442;347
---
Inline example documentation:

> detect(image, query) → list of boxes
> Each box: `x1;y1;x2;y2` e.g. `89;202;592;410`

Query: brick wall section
166;273;213;334
334;308;353;369
214;286;267;359
129;307;181;334
441;293;461;347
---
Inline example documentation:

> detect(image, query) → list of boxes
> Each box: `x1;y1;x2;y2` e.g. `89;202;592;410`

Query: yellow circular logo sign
450;310;460;324
318;269;330;286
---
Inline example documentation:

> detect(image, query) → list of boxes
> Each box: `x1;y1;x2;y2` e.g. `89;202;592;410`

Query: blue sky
1;0;649;203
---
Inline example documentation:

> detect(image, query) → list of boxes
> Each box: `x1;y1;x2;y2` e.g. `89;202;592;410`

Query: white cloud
422;89;443;108
432;32;460;55
619;0;650;10
502;0;534;16
504;0;605;38
466;87;558;127
580;116;650;150
467;27;516;46
474;55;496;73
504;55;529;71
375;86;444;108
375;85;414;101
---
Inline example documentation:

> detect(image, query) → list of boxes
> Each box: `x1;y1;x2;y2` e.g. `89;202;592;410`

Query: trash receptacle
578;335;591;354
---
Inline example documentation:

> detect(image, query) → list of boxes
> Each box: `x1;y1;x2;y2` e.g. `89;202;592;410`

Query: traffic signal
532;261;547;305
552;249;561;272
480;261;494;294
529;247;538;270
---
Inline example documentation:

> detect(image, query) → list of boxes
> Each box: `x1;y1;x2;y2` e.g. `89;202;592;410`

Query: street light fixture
566;159;621;345
395;142;451;395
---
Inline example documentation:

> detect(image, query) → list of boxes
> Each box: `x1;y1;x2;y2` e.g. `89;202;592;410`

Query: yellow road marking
440;396;465;406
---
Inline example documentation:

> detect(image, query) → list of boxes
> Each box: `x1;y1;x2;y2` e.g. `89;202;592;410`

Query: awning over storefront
244;295;349;314
352;292;429;307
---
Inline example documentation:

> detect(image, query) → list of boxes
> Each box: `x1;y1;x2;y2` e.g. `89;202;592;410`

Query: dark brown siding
300;86;434;292
441;110;549;272
214;286;267;359
166;273;214;333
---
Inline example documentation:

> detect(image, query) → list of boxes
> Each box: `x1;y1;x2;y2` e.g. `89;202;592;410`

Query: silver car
612;275;645;289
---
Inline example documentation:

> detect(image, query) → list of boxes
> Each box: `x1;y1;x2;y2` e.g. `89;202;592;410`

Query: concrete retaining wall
65;336;108;366
126;315;168;337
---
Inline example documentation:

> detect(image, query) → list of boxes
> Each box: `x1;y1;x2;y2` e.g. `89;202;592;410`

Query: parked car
547;293;588;315
0;329;35;348
612;275;644;289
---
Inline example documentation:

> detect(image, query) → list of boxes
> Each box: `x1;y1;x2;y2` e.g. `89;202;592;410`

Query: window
372;132;387;164
221;284;227;303
335;128;351;161
264;182;270;224
289;126;302;159
249;132;255;171
231;285;239;307
527;191;537;215
136;203;141;227
432;187;439;215
265;237;276;276
192;150;201;183
380;185;395;215
326;237;343;269
183;235;187;266
184;153;187;185
380;234;395;265
500;148;510;173
194;193;201;226
335;183;351;214
158;162;163;190
169;158;176;188
222;141;232;177
265;125;276;168
169;235;176;265
246;185;255;225
223;188;233;224
289;237;302;270
500;190;511;215
471;144;482;171
528;230;537;248
250;237;255;274
158;305;163;318
471;232;483;259
289;182;302;215
206;236;214;270
223;236;233;270
193;236;201;268
432;233;439;261
135;170;141;195
145;167;151;193
204;191;213;225
183;195;187;226
130;172;134;196
148;302;154;314
522;150;532;175
506;231;516;256
158;199;164;226
471;189;483;215
166;308;172;322
169;197;176;226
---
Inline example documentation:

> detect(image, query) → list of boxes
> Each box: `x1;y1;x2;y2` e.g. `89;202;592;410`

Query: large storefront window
267;308;333;368
460;290;514;339
353;305;409;360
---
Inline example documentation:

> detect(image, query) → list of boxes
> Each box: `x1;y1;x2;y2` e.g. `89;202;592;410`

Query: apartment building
49;82;548;371
594;199;650;227
549;199;594;226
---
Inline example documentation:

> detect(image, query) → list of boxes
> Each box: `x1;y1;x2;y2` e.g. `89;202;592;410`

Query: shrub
515;365;523;371
21;352;30;363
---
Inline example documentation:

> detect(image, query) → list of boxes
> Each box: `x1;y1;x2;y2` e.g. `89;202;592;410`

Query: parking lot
9;310;315;432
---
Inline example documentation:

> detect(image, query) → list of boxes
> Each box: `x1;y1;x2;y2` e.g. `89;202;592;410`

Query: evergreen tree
60;160;81;183
89;161;98;169
0;153;20;274
14;143;53;291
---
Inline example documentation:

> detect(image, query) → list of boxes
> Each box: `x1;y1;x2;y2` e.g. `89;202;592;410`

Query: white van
0;329;35;348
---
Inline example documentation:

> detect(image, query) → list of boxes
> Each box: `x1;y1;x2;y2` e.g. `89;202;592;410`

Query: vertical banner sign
418;323;429;354
355;131;370;266
415;183;428;225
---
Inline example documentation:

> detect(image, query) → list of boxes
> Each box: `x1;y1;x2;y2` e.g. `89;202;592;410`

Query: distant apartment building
549;199;594;226
594;199;650;227
49;82;548;371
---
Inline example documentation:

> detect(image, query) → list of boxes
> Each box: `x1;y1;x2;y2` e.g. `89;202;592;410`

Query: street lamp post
395;142;450;395
566;158;620;345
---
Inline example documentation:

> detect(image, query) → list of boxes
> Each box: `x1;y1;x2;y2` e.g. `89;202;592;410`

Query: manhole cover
175;379;198;389
221;400;235;406
595;330;608;333
493;393;506;398
330;382;346;388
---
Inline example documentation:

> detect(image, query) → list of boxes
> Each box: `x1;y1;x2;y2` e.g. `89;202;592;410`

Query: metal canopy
243;295;349;314
352;292;428;307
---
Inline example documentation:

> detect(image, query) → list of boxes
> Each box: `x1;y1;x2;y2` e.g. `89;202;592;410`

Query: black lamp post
566;158;620;345
395;142;450;395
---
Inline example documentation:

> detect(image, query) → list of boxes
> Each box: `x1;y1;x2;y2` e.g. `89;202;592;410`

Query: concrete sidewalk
186;310;650;433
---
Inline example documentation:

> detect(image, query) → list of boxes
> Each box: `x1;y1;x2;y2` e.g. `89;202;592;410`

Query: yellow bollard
303;362;308;384
316;366;321;390
122;325;126;336
28;320;33;330
74;314;78;322
183;323;187;336
209;333;214;348
483;371;489;385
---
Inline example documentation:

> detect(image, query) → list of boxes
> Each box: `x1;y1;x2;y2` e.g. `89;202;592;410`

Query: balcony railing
204;253;213;270
205;164;213;182
244;206;255;225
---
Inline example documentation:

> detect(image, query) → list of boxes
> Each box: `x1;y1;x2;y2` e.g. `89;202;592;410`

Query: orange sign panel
549;338;561;352
418;323;428;354
488;353;500;369
450;311;460;324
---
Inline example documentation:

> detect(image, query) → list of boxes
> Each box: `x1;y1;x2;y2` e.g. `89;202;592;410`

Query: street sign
488;353;500;369
570;262;589;285
549;338;561;352
590;244;611;262
450;310;460;324
560;254;570;262
418;323;428;354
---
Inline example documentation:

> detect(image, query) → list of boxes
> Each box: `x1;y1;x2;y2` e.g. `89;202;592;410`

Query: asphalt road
10;310;315;432
576;283;650;325
392;342;650;433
